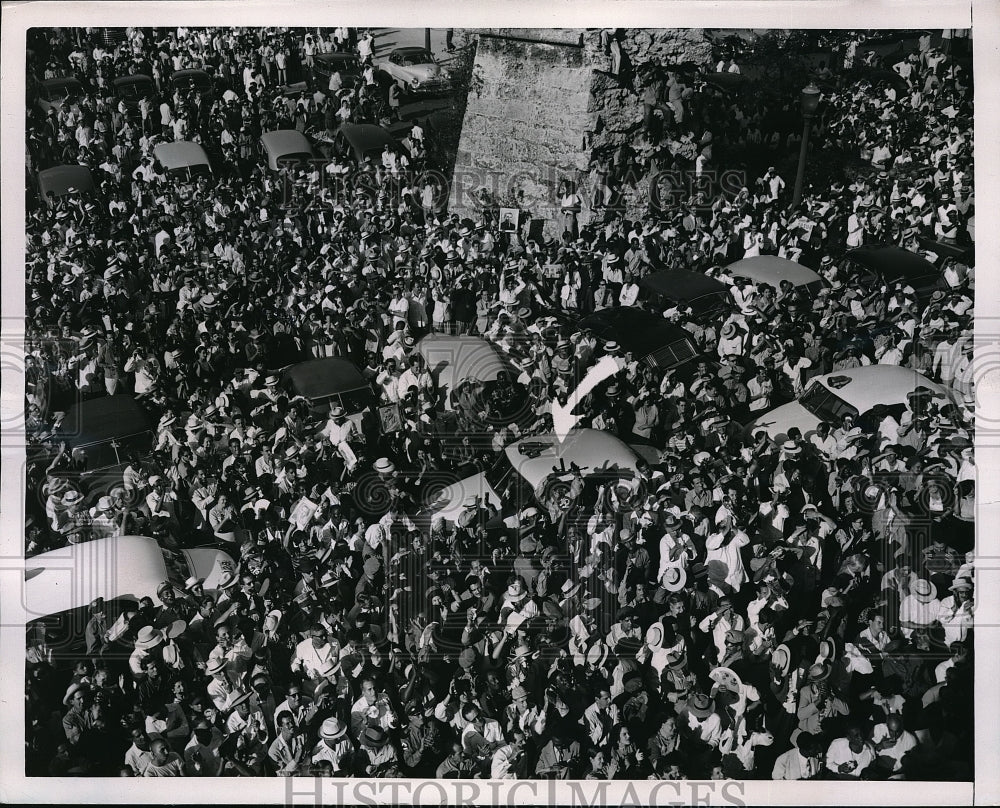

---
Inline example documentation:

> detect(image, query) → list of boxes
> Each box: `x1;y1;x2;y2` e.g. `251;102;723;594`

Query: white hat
705;533;726;551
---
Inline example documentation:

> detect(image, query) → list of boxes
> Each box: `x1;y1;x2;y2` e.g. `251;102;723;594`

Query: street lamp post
789;82;822;212
425;28;432;52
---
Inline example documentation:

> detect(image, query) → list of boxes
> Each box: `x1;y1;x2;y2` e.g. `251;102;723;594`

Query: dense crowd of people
24;26;974;781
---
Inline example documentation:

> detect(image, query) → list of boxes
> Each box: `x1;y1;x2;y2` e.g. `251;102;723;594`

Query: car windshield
646;337;698;369
339;386;377;414
483;451;534;511
45;81;78;100
160;548;190;589
173;75;211;91
798;381;860;423
401;50;432;66
117;81;151;100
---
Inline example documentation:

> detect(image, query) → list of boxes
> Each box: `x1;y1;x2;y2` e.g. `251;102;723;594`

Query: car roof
416;335;510;384
24;536;169;619
283;358;369;401
42;76;83;88
639;269;729;301
153;141;211;170
56;395;152;449
393;46;431;56
315;51;360;62
38;165;95;198
171;68;211;78
260;130;315;167
504;429;640;491
576;307;694;355
846;245;939;279
112;74;153;85
339;122;398;155
812;364;950;413
724;255;822;288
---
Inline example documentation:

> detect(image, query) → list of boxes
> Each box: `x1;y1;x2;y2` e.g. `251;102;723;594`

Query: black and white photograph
2;2;997;805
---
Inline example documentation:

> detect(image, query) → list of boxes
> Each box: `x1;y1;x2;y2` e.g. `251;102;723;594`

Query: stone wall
448;29;715;232
449;32;594;227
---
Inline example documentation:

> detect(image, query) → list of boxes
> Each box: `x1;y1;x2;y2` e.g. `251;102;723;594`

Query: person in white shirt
581;689;620;747
291;626;339;684
771;731;823;780
870;716;917;777
618;276;639;306
825;724;875;779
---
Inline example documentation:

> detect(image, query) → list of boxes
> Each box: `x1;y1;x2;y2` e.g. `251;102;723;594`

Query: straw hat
912;578;938;603
320;717;347;741
134;626;164;650
660;566;687;592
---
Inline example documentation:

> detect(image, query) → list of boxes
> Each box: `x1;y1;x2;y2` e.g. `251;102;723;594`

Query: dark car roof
283;358;369;401
576;307;695;357
42;76;83;90
315;52;360;64
38;165;96;199
639;269;729;306
339;123;404;158
112;74;153;87
846;245;940;280
57;395;153;450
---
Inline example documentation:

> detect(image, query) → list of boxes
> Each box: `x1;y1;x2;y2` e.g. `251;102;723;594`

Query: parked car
27;394;156;508
37;165;96;207
723;255;825;298
377;47;450;95
570;307;706;378
844;245;947;301
260;129;317;171
421;428;643;525
639;268;732;321
169;67;215;101
111;73;156;110
745;364;957;443
24;536;236;661
337;122;409;164
311;51;363;91
37;76;85;114
415;335;514;412
153;140;213;180
281;357;378;423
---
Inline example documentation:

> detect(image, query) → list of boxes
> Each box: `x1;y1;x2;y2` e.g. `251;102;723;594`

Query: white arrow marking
551;354;625;442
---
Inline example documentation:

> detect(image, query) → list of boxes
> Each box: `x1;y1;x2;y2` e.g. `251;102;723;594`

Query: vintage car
337;122;409;164
281;357;378;421
723;255;826;297
844;244;947;302
745;364;957;443
37;165;96;206
37;76;85;114
169;67;215;101
570;306;707;377
111;73;156;111
25;536;236;660
153;141;213;180
638;268;732;321
260;129;317;171
376;47;451;95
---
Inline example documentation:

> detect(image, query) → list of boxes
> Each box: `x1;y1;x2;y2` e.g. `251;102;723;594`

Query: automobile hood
744;402;820;443
423;472;501;524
